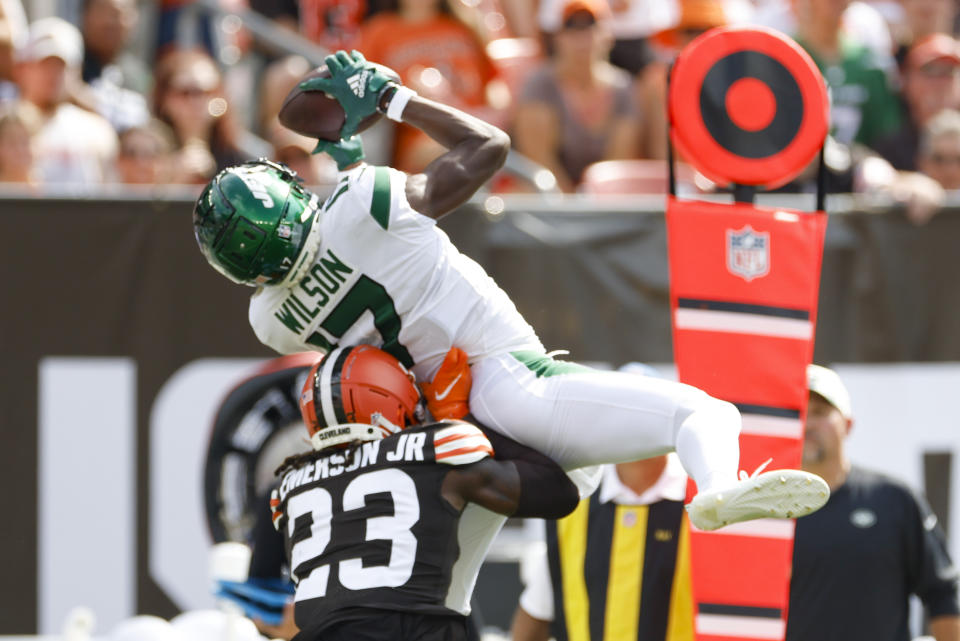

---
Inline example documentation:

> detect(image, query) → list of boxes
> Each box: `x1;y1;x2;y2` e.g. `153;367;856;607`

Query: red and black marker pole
665;26;830;641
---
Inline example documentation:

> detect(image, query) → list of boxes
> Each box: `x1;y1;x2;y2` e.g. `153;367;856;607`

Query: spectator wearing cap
514;0;641;192
793;0;901;149
12;16;117;188
639;0;727;160
873;34;960;171
894;0;956;69
538;0;678;77
786;364;960;641
918;108;960;191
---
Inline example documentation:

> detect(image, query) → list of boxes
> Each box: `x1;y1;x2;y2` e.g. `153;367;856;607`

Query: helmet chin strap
310;423;382;450
279;194;323;288
309;414;406;451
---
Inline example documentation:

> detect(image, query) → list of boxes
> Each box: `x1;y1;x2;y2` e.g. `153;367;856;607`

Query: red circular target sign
669;26;828;188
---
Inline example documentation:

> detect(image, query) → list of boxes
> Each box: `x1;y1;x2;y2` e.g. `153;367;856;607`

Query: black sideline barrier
2;193;959;631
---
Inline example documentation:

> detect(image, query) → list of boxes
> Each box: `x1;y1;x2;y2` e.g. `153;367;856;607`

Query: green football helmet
193;159;322;287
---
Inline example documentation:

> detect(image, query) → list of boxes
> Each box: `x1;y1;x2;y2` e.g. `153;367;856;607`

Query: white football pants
469;353;741;493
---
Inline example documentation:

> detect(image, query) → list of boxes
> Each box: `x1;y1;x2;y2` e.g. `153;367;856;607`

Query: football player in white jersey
193;50;829;531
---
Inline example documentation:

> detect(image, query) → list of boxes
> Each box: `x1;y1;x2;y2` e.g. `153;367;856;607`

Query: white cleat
686;465;830;531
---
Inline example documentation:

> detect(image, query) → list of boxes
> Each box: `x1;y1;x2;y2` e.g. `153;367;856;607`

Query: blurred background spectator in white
0;101;37;186
80;0;150;133
874;34;960;170
514;0;641;193
13;16;117;188
917;108;960;191
0;1;21;105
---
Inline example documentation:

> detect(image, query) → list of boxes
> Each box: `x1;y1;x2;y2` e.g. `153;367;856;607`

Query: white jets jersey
249;164;542;379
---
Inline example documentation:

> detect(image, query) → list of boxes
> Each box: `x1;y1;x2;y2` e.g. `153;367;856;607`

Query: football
278;62;401;142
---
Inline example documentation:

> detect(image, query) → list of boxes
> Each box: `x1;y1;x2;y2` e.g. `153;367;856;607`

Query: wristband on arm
378;84;418;122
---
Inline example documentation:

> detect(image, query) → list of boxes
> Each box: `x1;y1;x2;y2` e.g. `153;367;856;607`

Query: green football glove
313;136;365;170
299;50;395;139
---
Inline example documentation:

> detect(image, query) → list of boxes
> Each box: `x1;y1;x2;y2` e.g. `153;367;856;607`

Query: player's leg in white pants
468;353;740;493
469;353;830;530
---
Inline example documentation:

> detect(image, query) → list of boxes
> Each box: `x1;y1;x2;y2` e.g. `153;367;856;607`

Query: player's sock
674;397;740;494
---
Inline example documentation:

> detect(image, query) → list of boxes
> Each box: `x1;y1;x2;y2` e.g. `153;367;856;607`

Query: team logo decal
726;225;770;281
668;26;828;188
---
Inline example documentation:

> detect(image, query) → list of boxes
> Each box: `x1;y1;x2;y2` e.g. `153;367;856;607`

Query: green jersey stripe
371;166;391;230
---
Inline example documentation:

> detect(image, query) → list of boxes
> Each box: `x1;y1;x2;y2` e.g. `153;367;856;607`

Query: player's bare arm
440;436;579;519
281;49;509;219
395;95;511;219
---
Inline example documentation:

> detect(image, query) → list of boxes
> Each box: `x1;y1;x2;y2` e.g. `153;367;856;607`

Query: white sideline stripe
435;435;491;455
696;614;785;639
690;518;796;539
39;358;136;633
740;413;803;438
675;308;813;339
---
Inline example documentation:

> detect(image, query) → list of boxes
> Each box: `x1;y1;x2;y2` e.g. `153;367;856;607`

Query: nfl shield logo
726;226;770;281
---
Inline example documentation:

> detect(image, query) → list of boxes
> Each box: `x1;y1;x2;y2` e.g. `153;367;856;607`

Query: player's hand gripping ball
279;50;400;141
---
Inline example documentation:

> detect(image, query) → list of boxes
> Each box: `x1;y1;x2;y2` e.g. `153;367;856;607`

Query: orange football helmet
299;345;426;449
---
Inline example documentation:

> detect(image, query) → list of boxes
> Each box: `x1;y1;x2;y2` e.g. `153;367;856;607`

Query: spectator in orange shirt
358;0;509;171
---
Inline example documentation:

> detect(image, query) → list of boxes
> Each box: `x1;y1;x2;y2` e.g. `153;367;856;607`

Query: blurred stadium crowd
1;0;960;209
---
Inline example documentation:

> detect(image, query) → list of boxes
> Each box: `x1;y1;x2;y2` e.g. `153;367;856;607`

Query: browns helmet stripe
328;347;352;424
316;346;345;429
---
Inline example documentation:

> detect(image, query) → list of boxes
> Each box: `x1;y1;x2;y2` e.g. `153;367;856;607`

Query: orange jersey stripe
434;431;477;447
435;444;493;460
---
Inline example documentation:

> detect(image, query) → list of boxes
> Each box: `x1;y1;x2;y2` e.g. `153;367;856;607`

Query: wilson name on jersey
248;164;541;381
275;421;493;634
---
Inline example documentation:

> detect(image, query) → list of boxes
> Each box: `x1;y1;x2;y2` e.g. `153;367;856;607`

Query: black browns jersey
787;465;960;641
273;420;494;637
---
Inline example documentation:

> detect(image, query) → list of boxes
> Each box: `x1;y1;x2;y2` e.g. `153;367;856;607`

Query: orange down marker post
665;26;829;640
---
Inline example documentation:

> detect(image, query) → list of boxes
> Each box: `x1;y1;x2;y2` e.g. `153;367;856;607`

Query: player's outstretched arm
441;432;579;519
396;95;510;219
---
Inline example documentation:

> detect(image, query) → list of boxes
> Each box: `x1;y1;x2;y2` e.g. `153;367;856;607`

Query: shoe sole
687;470;830;531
